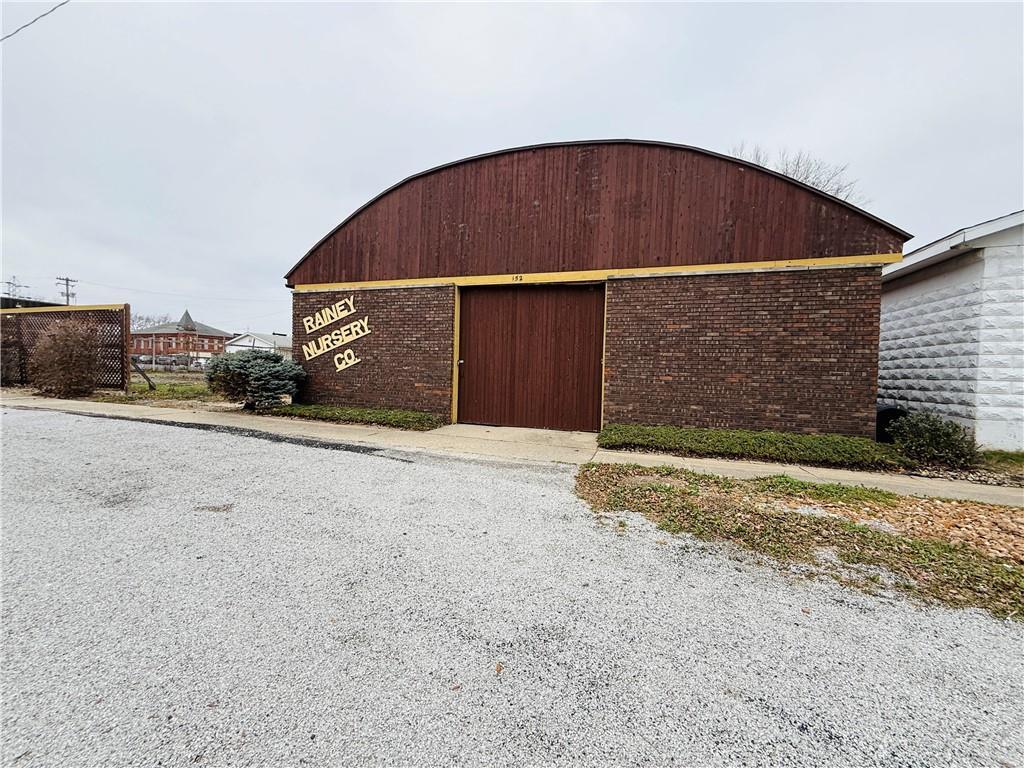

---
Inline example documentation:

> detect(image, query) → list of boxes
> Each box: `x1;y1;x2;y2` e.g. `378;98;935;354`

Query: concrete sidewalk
2;391;1021;506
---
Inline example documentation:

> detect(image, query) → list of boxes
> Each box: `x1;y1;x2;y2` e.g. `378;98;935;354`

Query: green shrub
28;320;101;397
598;423;908;470
275;403;442;431
205;350;305;411
888;412;978;469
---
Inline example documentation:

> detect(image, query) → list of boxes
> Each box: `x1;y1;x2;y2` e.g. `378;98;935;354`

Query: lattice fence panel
0;305;130;390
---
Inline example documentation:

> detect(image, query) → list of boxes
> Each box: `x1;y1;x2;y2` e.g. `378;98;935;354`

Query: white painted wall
224;334;291;357
879;226;1023;450
224;337;274;354
974;243;1024;449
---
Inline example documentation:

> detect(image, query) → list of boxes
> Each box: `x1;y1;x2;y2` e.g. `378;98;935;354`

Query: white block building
879;210;1023;450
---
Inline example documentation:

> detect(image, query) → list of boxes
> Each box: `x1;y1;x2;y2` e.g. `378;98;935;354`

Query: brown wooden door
457;284;605;432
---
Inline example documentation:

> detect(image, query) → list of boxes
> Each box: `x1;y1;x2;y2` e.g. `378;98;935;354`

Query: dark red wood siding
458;284;605;431
287;142;906;286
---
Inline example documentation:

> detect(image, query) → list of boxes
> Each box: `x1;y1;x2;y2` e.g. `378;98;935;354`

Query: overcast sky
3;1;1022;334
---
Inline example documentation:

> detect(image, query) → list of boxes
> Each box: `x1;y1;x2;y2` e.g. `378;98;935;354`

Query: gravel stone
2;409;1022;767
903;466;1024;488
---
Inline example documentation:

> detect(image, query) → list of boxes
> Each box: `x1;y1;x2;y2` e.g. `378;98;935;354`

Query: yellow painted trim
450;287;461;424
1;303;126;315
599;284;608;430
292;253;902;293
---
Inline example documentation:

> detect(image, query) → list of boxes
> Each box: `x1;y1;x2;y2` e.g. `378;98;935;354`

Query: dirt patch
100;491;136;508
141;400;240;412
195;503;234;513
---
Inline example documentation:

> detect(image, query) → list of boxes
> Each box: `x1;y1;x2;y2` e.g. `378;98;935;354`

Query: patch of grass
576;463;1024;619
598;423;909;471
274;403;443;431
980;450;1024;473
753;475;901;506
136;371;207;385
90;381;217;403
85;380;443;430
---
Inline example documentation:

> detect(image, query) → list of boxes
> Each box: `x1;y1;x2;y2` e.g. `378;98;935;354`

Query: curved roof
286;139;910;283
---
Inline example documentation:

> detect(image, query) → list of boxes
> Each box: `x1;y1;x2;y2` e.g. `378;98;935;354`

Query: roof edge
883;209;1023;281
226;331;293;345
285;139;913;285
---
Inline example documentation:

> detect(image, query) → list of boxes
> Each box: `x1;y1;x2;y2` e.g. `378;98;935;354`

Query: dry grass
89;381;220;404
751;475;1024;563
576;463;1024;620
981;450;1024;476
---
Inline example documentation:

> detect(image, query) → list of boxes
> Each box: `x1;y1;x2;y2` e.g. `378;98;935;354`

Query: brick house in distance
132;310;233;360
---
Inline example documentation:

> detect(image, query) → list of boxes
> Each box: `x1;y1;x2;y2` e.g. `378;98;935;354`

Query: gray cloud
3;2;1022;333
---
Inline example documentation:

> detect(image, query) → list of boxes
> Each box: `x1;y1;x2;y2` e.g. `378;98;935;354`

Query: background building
879;210;1023;449
1;297;61;309
224;332;292;357
132;309;233;360
286;140;910;435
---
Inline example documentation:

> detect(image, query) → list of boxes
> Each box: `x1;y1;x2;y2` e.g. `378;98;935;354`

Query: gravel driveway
2;408;1022;767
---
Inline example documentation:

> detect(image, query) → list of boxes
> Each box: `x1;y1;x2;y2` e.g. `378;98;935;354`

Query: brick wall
131;333;227;355
291;285;455;419
603;268;882;437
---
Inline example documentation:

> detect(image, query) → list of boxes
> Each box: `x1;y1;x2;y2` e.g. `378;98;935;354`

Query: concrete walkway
2;391;1021;506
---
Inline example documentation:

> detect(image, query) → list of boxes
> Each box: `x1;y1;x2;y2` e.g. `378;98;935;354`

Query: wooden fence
0;304;131;391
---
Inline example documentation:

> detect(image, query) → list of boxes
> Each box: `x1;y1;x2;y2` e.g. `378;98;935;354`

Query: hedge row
598;423;910;471
275;404;443;431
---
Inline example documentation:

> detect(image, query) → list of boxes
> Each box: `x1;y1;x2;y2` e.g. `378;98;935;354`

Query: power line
74;279;290;303
3;273;292;304
55;275;78;305
1;0;71;43
213;308;294;330
218;307;291;321
3;275;29;298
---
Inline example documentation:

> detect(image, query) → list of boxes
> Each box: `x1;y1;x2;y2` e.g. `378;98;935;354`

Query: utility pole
55;276;77;305
3;275;28;298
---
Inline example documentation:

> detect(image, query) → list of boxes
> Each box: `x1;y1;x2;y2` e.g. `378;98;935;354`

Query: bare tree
732;142;866;204
131;313;172;332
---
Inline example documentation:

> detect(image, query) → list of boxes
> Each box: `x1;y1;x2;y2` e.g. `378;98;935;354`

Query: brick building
132;310;233;359
285;140;911;436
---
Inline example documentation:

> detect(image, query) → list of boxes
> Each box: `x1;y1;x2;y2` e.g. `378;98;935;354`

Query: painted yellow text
334;348;361;371
302;316;371;361
302;296;356;334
